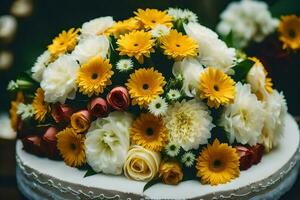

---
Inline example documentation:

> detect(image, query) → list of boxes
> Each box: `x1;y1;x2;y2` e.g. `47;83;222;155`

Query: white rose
172;58;203;97
85;112;133;175
81;16;115;36
124;145;161;181
31;50;51;82
184;22;236;73
41;55;79;103
71;35;109;65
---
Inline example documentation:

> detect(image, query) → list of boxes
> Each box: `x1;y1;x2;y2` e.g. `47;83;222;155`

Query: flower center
70;143;77;151
134;43;139;47
213;159;222;168
176;44;181;48
143;83;149;90
213;85;219;91
155;103;161;109
146;127;154;136
92;73;98;80
170;144;176;151
151;20;156;23
288;29;296;38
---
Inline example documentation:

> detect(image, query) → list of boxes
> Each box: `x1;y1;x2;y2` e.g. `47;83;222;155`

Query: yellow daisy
116;30;155;63
134;8;173;30
196;139;240;186
56;128;86;167
9;92;24;131
126;68;166;107
278;15;300;50
32;88;51;122
48;28;80;59
131;113;168;151
106;17;141;37
199;67;236;108
76;56;114;97
160;29;198;60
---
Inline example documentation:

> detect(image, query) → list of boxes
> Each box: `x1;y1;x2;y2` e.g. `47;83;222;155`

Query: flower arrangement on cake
8;7;288;189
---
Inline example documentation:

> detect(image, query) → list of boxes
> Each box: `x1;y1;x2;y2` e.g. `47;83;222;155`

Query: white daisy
165;142;180;157
166;89;181;101
151;24;170;38
167;8;184;21
148;96;168;116
182;9;198;23
17;103;35;120
167;8;198;23
116;59;134;72
181;152;195;167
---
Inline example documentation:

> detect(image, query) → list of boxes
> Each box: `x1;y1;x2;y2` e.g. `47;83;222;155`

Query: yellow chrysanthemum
199;67;236;108
160;30;198;60
32;88;51;122
126;68;166;107
56;128;86;167
116;30;155;63
106;17;141;37
9;92;24;131
278;15;300;50
48;28;80;59
196;139;240;186
76;56;114;97
134;8;173;30
131;113;168;151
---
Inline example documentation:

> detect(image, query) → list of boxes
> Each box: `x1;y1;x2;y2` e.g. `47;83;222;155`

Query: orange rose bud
88;97;109;118
107;86;130;111
70;110;91;133
159;161;183;185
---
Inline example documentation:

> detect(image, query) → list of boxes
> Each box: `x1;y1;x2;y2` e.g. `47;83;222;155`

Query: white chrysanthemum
71;35;109;65
41;55;79;103
116;59;134;72
173;57;204;97
17;103;35;120
166;89;181;101
165;142;180;157
85;112;133;175
220;83;265;146
181;152;195;167
217;0;279;48
31;50;51;82
81;16;115;36
260;90;287;152
151;24;170;38
163;99;214;151
184;22;236;73
0;113;16;139
148;96;168;116
167;8;198;23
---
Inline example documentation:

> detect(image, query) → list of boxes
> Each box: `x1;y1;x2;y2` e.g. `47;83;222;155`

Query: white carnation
31;50;51;82
71;35;109;65
260;90;287;151
41;55;79;103
173;57;203;97
217;0;279;48
85;112;133;175
184;22;236;72
81;16;115;36
220;83;265;146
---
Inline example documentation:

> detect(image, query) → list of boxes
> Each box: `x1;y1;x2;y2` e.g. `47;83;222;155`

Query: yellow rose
70;110;91;133
124;145;161;181
159;161;183;185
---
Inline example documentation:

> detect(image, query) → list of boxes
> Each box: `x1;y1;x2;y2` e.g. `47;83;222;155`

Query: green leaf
143;178;161;192
231;59;255;82
84;168;97;178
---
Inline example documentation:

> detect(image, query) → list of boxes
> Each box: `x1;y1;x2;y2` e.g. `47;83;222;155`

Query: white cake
16;114;300;200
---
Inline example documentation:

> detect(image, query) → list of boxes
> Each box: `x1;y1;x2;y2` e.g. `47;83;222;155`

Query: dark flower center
151;20;156;23
213;159;222;168
170;145;176;151
176;44;181;47
143;83;149;90
146;127;154;136
92;73;98;80
213;85;219;91
155;103;161;109
70;143;77;151
289;29;296;38
134;43;139;47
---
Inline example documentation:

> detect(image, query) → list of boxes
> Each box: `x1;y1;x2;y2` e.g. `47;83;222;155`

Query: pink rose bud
251;144;264;165
236;146;254;170
42;127;59;159
88;97;109;118
51;103;74;123
107;86;130;111
22;135;46;156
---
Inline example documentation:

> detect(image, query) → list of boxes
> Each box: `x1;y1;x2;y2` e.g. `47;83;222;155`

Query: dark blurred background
0;0;299;199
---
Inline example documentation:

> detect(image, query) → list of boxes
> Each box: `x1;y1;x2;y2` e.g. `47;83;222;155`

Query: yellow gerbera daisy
131;113;168;151
126;68;166;107
76;56;114;97
9;92;24;131
199;67;236;108
134;8;173;30
116;30;155;63
278;15;300;50
48;28;80;59
56;128;86;167
106;17;141;37
196;139;240;186
32;88;51;122
160;30;198;60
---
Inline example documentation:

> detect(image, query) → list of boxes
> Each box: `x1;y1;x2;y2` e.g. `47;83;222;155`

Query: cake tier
16;114;300;200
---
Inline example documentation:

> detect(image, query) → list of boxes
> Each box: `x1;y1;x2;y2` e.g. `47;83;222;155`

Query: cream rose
124;145;161;181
